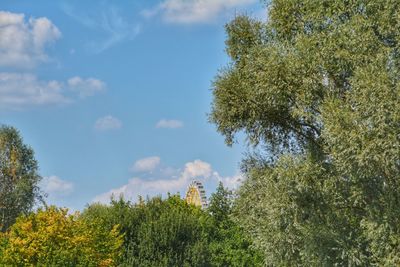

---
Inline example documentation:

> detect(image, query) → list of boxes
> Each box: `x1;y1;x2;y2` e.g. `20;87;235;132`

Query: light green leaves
211;1;400;265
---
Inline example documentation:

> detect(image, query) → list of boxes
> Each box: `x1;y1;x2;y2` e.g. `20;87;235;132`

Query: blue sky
0;0;265;211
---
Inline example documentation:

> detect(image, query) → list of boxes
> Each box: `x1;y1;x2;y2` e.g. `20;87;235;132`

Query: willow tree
0;126;42;232
210;1;400;265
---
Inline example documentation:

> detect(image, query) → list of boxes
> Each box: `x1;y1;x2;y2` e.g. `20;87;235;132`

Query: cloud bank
93;158;243;204
0;73;106;110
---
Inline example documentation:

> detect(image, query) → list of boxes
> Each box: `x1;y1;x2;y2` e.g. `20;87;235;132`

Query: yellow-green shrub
0;206;123;266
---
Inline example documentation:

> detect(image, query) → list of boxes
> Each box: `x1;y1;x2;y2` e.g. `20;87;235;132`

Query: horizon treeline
0;187;262;266
0;125;262;265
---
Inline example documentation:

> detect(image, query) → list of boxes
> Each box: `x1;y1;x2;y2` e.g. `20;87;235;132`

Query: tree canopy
0;125;43;232
0;206;123;266
210;1;400;266
82;194;263;266
207;182;263;266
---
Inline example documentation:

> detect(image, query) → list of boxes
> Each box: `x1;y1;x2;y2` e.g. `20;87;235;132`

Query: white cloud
0;12;105;110
219;173;243;190
68;76;106;98
41;176;74;197
0;73;106;110
0;11;61;68
156;119;184;129
131;156;161;172
0;72;68;109
94;115;122;131
92;159;243;204
142;0;256;24
181;159;212;179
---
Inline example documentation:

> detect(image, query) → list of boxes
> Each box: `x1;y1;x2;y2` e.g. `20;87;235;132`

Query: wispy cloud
62;4;141;53
68;76;106;98
142;0;256;24
0;73;105;110
0;11;61;68
92;159;243;204
131;156;161;173
41;176;74;198
156;119;184;129
94;115;122;131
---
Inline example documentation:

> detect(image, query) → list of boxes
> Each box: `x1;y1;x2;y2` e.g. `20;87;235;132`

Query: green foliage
210;1;400;266
208;182;264;266
84;196;211;266
0;125;43;232
84;193;263;266
208;182;233;224
0;206;123;266
0;125;262;266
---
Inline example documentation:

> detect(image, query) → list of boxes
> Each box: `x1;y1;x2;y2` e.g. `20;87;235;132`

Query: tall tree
208;182;232;225
207;182;263;266
210;1;400;265
0;125;43;232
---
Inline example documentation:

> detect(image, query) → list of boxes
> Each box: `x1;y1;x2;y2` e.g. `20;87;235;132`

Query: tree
84;192;264;266
207;182;263;266
83;195;211;266
208;182;233;224
0;125;43;232
0;206;123;266
210;1;400;265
